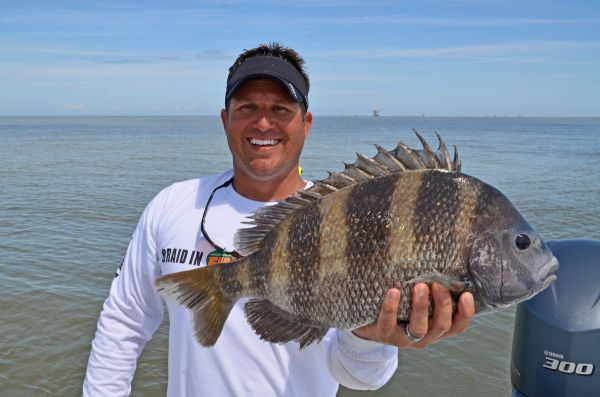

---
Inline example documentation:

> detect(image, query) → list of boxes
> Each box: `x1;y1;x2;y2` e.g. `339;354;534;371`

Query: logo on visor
286;82;298;101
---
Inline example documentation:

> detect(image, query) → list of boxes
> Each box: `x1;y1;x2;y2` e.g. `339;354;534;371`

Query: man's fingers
377;289;401;339
445;292;475;337
352;285;475;349
406;283;429;341
427;283;453;340
350;288;402;342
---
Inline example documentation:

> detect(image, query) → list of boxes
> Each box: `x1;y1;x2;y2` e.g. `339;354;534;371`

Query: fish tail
155;259;248;346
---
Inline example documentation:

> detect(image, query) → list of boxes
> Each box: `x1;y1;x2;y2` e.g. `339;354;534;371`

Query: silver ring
404;324;424;343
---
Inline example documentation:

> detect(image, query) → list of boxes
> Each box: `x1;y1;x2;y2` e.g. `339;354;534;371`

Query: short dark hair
226;42;310;111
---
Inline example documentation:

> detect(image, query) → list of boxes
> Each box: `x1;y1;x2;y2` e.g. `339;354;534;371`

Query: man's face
221;79;312;183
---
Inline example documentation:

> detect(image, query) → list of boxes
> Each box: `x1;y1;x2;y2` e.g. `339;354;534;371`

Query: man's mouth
249;138;281;146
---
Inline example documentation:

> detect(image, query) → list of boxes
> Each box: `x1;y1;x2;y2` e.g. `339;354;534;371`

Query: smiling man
83;43;474;397
222;77;312;201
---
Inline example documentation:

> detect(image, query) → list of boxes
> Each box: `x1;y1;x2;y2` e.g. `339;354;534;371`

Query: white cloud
1;4;596;28
308;15;598;27
312;41;600;61
63;104;89;111
0;45;199;59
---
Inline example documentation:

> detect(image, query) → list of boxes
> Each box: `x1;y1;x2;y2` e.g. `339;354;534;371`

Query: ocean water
1;116;599;397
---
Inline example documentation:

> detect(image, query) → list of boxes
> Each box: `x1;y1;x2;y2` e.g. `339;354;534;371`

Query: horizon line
1;114;599;118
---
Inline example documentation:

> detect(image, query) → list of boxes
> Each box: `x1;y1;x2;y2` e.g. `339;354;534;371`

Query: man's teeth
250;138;279;146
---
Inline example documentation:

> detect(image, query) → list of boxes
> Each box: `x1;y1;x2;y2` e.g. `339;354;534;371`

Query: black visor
225;55;308;109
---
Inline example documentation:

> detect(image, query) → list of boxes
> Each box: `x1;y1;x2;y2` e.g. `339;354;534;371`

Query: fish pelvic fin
406;269;472;293
245;298;328;349
155;262;243;347
235;131;461;257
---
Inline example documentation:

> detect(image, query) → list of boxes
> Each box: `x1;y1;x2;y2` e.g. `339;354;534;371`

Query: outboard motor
511;239;600;397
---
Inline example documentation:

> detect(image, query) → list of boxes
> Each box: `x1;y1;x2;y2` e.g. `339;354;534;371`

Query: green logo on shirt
206;249;241;266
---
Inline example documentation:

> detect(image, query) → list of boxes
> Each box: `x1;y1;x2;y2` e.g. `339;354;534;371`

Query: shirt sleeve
83;196;165;397
327;330;398;390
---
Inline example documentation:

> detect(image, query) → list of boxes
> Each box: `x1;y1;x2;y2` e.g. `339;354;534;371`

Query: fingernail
463;293;473;306
387;289;399;300
417;285;427;298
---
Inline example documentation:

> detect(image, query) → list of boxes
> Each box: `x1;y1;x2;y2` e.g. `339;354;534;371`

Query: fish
155;131;559;349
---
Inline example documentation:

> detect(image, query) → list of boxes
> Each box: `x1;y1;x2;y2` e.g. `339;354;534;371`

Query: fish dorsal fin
234;131;460;256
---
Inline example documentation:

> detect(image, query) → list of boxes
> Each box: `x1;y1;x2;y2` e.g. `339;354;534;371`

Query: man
83;43;475;396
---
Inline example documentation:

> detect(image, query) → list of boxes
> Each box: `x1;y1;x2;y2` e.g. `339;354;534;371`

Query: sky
1;0;598;116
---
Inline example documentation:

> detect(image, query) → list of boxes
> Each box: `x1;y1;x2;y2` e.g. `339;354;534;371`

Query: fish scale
156;131;559;349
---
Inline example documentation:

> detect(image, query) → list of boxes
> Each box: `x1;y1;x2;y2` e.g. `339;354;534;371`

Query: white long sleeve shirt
83;170;398;396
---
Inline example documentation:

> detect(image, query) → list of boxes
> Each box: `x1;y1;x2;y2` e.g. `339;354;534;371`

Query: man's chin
247;168;286;181
240;163;297;182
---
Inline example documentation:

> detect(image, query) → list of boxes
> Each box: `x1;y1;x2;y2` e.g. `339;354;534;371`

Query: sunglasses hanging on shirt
200;176;242;260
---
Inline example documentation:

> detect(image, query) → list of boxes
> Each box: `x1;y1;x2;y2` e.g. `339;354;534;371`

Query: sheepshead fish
155;132;559;348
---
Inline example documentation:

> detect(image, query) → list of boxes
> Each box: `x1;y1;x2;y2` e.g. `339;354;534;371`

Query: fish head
467;193;559;311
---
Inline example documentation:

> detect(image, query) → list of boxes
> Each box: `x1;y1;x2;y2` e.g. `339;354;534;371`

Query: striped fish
156;132;559;348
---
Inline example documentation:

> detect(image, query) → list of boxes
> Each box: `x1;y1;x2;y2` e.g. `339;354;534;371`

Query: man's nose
254;112;274;131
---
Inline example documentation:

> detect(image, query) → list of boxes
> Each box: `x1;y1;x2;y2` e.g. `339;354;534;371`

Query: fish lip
538;256;560;283
522;256;560;298
491;256;560;310
518;256;559;302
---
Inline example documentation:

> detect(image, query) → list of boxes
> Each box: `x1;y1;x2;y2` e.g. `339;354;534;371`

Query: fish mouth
492;256;560;310
538;256;560;286
513;256;560;304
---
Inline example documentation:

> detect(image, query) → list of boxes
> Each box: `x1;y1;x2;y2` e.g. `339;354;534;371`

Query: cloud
2;3;596;29
63;104;89;111
1;61;225;81
196;50;231;60
100;59;152;64
0;46;147;57
313;41;600;62
308;15;599;27
0;45;216;64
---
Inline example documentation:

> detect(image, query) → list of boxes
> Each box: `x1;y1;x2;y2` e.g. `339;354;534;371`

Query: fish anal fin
406;270;471;293
244;298;328;349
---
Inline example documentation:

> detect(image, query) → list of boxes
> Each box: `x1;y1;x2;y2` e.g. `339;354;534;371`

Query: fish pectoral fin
244;298;328;350
406;270;471;293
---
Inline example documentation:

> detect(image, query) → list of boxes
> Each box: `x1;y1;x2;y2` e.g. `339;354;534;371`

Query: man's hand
352;283;475;349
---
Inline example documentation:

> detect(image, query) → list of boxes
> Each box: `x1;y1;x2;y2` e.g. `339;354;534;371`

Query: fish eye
515;233;531;250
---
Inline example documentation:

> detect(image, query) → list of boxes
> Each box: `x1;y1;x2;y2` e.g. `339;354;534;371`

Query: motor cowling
511;239;600;397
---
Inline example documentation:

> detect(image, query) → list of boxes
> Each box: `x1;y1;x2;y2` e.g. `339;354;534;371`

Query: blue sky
1;0;598;116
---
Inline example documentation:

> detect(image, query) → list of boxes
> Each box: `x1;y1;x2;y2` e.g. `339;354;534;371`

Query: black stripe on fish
413;171;461;272
286;202;322;313
474;183;499;218
248;248;272;296
344;174;401;324
218;262;243;296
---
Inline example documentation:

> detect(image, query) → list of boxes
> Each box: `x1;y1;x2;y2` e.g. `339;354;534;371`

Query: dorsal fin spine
344;163;373;181
373;144;407;172
354;153;389;176
298;189;322;200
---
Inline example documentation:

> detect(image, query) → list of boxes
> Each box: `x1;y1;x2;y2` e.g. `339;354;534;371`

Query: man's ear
303;111;313;138
220;108;228;133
